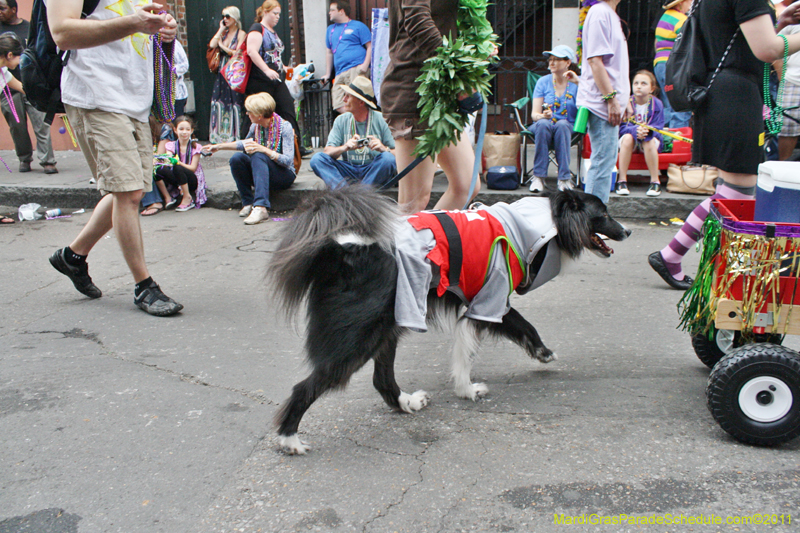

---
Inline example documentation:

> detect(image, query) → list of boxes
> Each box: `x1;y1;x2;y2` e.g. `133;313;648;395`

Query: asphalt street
1;207;798;533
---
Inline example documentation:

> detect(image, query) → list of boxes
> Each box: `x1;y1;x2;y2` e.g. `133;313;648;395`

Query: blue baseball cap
543;45;577;64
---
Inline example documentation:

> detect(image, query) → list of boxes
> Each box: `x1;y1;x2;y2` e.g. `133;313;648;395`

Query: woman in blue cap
527;45;579;194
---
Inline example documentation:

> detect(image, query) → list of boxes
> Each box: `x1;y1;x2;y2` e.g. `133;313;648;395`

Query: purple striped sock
659;183;754;280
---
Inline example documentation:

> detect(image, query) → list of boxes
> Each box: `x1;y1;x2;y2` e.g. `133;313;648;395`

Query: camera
356;137;370;147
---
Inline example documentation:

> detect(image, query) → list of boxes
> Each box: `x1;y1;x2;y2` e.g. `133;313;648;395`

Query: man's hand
356;63;369;75
343;134;360;151
366;136;386;152
135;3;172;35
607;98;622;126
778;1;800;30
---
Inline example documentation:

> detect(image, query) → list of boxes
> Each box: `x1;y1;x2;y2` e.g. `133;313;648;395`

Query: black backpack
664;0;738;113
20;0;101;125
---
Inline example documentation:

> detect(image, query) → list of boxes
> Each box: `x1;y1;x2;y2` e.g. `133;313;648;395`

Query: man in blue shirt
310;76;396;188
321;1;372;113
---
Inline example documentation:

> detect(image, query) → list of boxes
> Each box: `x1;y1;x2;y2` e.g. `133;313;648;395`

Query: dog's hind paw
456;382;489;401
278;434;310;455
399;390;430;413
533;347;557;363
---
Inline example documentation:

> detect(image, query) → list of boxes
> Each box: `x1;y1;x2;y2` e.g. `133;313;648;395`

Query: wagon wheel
706;343;800;446
692;326;783;369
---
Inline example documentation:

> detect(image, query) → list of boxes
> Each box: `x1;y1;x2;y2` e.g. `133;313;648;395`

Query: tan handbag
666;163;718;195
206;45;221;73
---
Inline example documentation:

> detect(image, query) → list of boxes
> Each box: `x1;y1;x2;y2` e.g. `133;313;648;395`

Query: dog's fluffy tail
269;184;399;318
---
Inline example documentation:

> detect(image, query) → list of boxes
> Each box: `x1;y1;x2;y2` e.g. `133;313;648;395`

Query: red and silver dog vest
407;210;526;301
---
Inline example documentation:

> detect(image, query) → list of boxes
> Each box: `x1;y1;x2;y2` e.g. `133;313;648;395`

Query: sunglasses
222;14;231;19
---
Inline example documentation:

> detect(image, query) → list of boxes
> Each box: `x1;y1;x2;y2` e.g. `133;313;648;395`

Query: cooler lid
757;161;800;192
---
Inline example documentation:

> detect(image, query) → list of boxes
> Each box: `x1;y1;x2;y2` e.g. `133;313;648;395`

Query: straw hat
339;76;379;110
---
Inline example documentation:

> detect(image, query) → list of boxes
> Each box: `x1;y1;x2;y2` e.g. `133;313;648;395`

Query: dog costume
394;197;562;332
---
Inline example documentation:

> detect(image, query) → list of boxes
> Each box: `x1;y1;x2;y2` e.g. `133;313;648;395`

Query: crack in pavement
20;328;277;406
360;443;429;533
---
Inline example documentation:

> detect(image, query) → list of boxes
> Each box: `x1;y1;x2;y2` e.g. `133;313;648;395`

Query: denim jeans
141;179;163;207
310;151;397;189
654;62;691;129
528;119;572;181
230;151;296;208
584;111;619;204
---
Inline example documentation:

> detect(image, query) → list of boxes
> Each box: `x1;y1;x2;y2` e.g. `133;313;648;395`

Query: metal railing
299;80;334;148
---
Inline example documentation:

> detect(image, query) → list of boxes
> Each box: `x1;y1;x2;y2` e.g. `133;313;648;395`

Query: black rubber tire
692;328;741;368
692;327;783;369
706;343;800;446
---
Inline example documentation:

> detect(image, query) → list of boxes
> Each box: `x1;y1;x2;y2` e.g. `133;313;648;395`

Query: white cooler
754;161;800;224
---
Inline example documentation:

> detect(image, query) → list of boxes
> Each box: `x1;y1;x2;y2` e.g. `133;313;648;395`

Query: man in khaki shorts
321;0;372;114
47;0;183;316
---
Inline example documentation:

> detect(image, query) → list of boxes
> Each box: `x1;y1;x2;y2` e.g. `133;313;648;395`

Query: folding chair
505;71;583;185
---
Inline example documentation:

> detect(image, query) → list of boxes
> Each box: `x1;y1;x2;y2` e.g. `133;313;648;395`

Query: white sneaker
243;207;270;225
557;179;575;191
528;177;545;193
238;205;253;217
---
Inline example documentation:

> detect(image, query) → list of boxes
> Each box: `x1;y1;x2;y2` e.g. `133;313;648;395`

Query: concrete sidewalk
0;148;707;219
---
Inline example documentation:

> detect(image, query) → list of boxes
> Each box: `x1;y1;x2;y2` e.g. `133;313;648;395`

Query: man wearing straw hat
310;76;397;188
653;0;692;128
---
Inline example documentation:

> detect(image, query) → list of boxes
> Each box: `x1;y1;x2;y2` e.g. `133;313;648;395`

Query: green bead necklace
764;34;789;136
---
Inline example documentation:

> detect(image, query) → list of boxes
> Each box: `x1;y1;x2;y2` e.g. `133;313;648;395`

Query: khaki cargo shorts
65;104;153;195
386;116;428;141
331;65;367;111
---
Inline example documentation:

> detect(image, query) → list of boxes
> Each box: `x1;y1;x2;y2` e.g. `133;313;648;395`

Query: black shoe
299;146;313;158
19;162;31;172
49;248;102;298
134;282;183;316
648;251;694;290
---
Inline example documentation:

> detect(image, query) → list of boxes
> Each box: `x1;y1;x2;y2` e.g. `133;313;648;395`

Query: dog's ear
550;190;593;259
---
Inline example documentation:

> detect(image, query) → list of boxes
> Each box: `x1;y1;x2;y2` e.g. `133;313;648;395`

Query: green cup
573;106;589;134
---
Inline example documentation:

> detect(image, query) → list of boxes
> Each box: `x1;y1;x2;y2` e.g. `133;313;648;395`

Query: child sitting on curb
616;70;665;197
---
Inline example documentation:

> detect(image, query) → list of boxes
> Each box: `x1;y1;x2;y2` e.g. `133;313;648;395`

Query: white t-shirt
779;26;800;86
635;102;648;124
58;0;154;122
0;66;12;91
577;1;631;120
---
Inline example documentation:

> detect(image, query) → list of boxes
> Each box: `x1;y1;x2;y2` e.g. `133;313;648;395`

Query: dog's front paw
278;434;310;455
533;346;557;363
456;382;489;401
399;390;430;413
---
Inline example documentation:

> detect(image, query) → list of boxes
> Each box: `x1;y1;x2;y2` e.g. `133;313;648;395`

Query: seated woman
615;70;664;197
527;45;579;193
203;92;296;225
141;116;207;215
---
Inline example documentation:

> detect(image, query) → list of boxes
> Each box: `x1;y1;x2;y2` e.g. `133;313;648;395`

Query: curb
0;181;706;220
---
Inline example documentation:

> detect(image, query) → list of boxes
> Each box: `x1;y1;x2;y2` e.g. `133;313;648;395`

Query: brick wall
164;0;189;50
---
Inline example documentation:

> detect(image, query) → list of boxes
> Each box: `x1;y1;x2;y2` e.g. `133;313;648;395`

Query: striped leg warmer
659;180;755;281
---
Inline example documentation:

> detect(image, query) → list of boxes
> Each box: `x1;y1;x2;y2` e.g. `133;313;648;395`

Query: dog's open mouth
590;233;614;257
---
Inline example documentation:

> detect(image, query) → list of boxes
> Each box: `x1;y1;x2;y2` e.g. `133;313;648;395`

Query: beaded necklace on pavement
255;115;283;153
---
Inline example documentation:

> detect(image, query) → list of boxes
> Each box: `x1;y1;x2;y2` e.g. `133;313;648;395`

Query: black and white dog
270;186;630;454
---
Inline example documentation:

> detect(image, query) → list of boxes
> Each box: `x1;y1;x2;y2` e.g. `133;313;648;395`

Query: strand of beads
152;34;176;123
3;83;19;123
764;34;788;136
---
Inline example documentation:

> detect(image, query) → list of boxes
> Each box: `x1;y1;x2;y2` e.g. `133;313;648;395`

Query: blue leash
379;101;488;209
